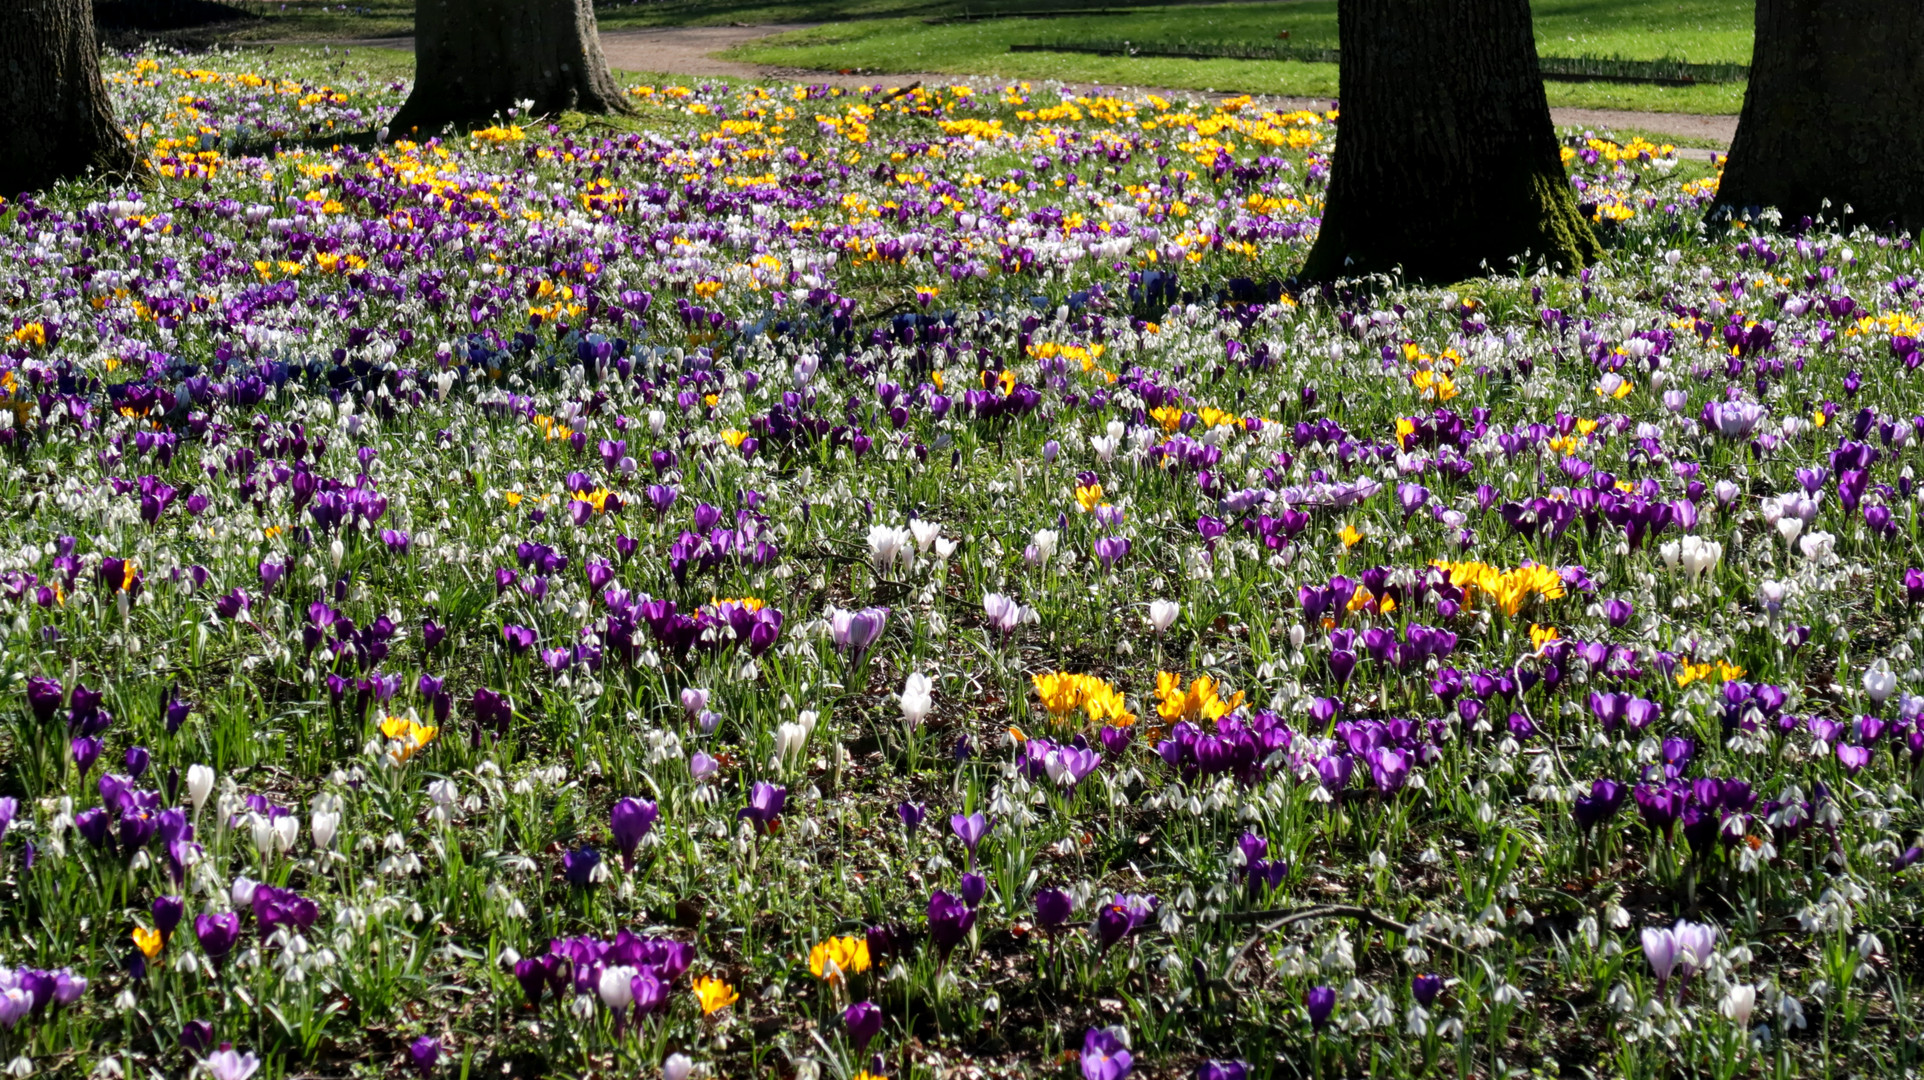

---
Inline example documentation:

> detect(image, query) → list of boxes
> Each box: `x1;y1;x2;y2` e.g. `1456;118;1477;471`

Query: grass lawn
724;0;1752;113
209;0;1754;113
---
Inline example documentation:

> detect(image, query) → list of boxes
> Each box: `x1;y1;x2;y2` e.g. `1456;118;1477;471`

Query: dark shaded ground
94;0;259;48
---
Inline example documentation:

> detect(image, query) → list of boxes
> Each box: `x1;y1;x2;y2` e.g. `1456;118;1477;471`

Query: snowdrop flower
1147;600;1180;634
900;672;933;730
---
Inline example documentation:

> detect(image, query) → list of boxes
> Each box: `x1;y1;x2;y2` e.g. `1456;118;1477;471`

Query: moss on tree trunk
1299;0;1600;285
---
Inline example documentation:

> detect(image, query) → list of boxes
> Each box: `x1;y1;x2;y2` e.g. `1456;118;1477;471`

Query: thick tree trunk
0;0;143;197
1716;0;1924;232
1300;0;1599;284
392;0;632;136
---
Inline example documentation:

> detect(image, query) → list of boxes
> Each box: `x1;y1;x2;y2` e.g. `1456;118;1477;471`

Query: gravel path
283;26;1737;157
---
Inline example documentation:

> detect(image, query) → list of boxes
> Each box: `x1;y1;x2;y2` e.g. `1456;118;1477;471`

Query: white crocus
597;965;637;1010
774;722;809;764
1147;599;1180;634
867;524;914;574
311;810;340;851
1863;663;1898;705
909;519;942;553
1658;535;1721;582
1720;983;1757;1028
899;672;933;730
186;765;215;811
1026;528;1060;566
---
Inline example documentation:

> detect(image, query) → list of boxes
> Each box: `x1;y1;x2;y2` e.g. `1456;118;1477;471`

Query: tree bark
0;0;143;197
1716;0;1924;233
1300;0;1599;284
392;0;633;136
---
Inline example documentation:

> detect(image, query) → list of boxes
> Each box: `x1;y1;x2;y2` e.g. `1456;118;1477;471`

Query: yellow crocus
808;936;871;981
693;975;738;1015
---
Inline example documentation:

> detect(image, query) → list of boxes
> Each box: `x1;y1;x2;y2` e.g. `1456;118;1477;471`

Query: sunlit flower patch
0;43;1914;1080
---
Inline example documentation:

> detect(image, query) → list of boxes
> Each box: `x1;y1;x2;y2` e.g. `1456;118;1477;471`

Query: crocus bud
186;765;215;810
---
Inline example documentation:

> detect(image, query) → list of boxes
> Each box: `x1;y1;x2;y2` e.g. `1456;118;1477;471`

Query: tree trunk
392;0;632;136
1300;0;1599;284
1716;0;1924;232
0;0;143;197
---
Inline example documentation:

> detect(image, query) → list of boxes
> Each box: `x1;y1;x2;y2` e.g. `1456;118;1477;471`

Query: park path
294;25;1736;155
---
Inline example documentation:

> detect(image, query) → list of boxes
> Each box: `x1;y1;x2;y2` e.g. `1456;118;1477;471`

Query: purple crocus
739;781;786;832
165;696;192;733
1306;985;1337;1030
959;872;988;907
609;797;659;869
179;1020;213;1054
1197;1064;1248;1080
1095;903;1134;950
1412;973;1444;1007
408;1036;440;1077
26;676;63;724
1572;778;1627;830
896;801;926;832
70;736;103;778
927;890;976;955
194;913;241;960
252;884;320;935
1081;1027;1133;1080
829;606;890;656
843;1000;884;1052
949;811;989;866
152;895;185;942
1034;887;1073;928
1094;535;1131;570
562;848;601;886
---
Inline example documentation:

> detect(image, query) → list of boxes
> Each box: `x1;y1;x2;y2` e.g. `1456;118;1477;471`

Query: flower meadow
1;47;1923;1080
